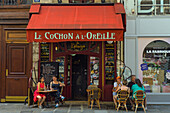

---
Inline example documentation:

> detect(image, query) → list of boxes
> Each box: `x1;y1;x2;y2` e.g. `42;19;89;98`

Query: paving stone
69;111;82;113
94;110;108;113
82;109;94;113
20;111;33;113
54;109;68;113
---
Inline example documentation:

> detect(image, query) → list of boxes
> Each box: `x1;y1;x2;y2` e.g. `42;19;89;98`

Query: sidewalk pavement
0;102;169;113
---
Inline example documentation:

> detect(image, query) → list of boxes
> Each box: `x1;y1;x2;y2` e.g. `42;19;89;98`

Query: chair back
88;85;98;90
117;90;129;101
90;88;101;99
134;90;146;100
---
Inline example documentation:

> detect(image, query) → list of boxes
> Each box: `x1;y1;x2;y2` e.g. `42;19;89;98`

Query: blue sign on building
34;0;40;2
140;63;148;71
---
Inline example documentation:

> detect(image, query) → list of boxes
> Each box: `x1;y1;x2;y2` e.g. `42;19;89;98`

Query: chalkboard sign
40;62;59;84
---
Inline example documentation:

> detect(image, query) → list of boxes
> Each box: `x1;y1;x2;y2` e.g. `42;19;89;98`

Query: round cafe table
37;90;58;108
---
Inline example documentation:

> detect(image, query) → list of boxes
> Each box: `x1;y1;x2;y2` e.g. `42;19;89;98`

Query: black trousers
51;91;61;104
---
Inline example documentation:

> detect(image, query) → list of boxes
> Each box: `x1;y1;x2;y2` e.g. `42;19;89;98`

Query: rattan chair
133;90;146;113
89;88;102;109
86;85;98;106
117;90;129;112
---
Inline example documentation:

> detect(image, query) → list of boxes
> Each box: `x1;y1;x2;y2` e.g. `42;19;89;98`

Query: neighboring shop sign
34;0;40;2
27;30;123;42
140;63;148;71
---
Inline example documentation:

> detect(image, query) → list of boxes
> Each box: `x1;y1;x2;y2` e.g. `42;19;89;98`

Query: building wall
125;1;170;104
0;5;32;102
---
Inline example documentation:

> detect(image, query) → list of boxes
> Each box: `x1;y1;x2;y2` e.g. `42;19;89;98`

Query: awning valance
26;4;126;42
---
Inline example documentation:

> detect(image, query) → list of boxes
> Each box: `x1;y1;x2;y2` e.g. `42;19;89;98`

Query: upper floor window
0;0;32;5
137;0;170;15
32;0;117;4
69;0;94;3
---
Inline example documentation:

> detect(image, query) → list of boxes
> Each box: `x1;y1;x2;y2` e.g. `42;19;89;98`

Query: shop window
142;40;170;93
90;57;99;85
55;43;65;53
0;0;32;5
90;43;100;53
105;41;115;85
67;56;71;85
69;0;94;3
56;56;65;83
40;42;50;62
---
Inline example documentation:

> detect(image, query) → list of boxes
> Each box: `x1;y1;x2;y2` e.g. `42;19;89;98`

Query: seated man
128;75;136;96
113;80;130;109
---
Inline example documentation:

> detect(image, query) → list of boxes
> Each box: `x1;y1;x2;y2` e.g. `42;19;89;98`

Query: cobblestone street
0;102;170;113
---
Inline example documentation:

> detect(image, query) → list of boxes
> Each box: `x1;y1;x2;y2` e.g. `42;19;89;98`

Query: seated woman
113;80;130;109
33;76;46;109
112;76;122;108
50;75;65;108
131;79;147;110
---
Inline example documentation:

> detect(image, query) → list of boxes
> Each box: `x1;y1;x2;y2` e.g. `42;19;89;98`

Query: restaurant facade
27;2;126;101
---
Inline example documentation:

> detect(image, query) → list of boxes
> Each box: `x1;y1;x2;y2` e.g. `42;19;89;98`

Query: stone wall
32;42;39;86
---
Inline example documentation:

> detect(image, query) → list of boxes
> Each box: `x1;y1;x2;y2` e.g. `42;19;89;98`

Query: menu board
40;43;50;62
105;42;115;81
40;62;59;84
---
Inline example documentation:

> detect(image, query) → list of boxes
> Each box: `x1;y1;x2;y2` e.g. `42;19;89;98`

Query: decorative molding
5;30;27;43
5;96;27;102
1;99;6;102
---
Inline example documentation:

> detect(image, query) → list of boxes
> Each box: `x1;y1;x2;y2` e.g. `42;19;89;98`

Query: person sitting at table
131;79;147;110
33;76;46;109
128;75;136;96
113;80;130;109
50;75;65;108
112;76;122;107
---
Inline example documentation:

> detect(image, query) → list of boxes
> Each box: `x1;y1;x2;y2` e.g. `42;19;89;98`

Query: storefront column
102;41;105;100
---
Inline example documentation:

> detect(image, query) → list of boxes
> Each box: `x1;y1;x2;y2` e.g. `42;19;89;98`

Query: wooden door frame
51;42;101;100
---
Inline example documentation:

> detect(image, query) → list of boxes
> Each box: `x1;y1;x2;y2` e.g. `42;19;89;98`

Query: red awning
26;4;126;42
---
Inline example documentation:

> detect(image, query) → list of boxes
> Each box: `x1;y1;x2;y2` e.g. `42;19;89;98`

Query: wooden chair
117;90;129;112
86;89;91;106
90;88;102;109
86;84;98;106
133;90;146;113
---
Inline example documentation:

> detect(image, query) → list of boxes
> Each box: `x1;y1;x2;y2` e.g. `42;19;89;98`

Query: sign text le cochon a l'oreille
34;32;117;41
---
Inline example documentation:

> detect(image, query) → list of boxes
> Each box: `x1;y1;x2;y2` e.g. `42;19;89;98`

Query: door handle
14;78;20;80
6;69;8;77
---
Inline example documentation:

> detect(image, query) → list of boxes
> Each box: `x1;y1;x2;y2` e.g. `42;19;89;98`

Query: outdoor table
37;90;58;107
